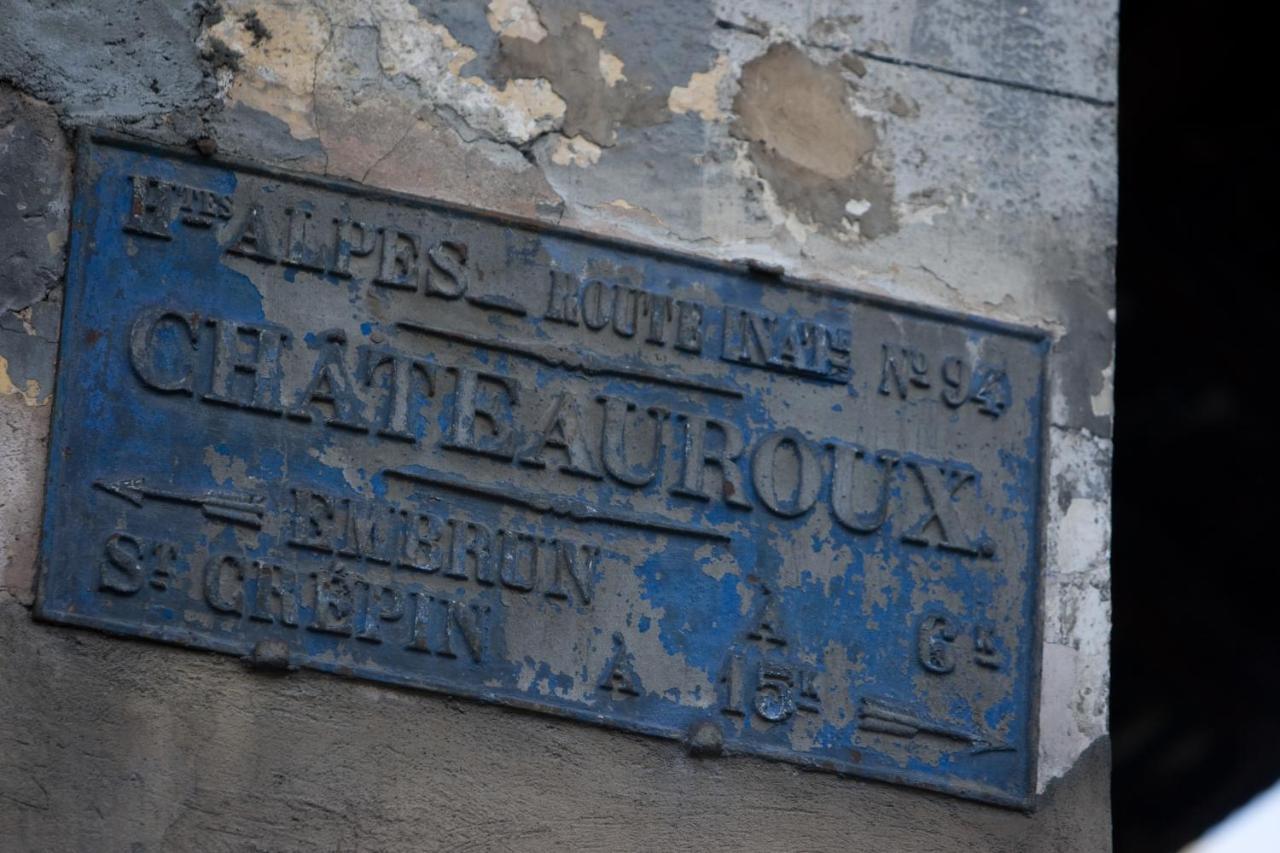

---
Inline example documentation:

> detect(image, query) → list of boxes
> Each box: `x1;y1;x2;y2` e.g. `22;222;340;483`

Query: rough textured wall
0;1;1115;849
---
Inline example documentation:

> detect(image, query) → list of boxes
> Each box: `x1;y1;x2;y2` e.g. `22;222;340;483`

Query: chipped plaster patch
897;200;950;226
375;1;564;144
0;356;45;407
550;134;602;167
205;0;567;150
570;5;622;85
202;3;330;141
497;16;671;146
0;392;49;602
296;18;561;218
490;78;567;129
5;308;38;339
1056;498;1109;580
718;141;824;250
1039;426;1112;791
844;198;871;217
732;43;896;239
486;0;547;43
598;51;626;88
578;12;606;39
667;54;730;122
1090;354;1114;418
737;45;875;177
1090;310;1117;418
598;199;670;231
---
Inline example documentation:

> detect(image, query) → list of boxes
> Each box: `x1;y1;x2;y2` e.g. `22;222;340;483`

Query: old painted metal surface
37;133;1049;807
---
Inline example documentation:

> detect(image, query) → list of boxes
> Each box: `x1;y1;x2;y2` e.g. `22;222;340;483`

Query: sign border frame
34;129;1052;810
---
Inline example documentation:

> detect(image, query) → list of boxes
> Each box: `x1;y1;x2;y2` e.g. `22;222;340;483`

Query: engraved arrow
857;696;1013;755
384;468;730;542
95;478;266;529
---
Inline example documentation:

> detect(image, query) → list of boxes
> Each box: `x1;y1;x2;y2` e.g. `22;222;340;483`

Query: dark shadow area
1113;2;1278;850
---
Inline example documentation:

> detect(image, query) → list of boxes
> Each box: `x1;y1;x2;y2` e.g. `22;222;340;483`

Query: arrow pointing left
95;478;266;529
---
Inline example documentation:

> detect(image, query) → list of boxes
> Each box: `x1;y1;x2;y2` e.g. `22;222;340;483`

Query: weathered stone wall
0;1;1115;850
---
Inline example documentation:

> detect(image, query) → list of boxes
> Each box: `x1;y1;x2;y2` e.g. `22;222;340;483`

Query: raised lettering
361;347;438;442
289;330;368;431
581;279;613;330
674;299;705;353
901;462;985;556
249;562;301;626
518;392;603;479
129;308;198;394
308;568;355;636
941;356;970;408
746;586;787;647
375;229;420;290
545;541;597;605
751;429;821;517
330;218;377;277
204;554;245;615
754;661;796;722
288;488;338;552
497;530;539;592
282;206;325;271
598;632;641;696
225;203;279;262
99;532;144;595
918;613;957;674
830;444;900;534
671;415;752;508
443;367;517;460
407;592;488;662
446;519;495;586
544;270;580;325
124;175;173;239
203;318;287;413
338;499;402;564
598;396;664;487
399;511;446;574
355;582;405;643
642;293;671;345
425;241;468;298
439;600;488;662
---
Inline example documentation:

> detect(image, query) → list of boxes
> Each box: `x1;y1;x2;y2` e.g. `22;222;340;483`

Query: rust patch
731;44;896;239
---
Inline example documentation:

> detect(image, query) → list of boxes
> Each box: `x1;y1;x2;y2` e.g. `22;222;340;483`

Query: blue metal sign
37;133;1048;807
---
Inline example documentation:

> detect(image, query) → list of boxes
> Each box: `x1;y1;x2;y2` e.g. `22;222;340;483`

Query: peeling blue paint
37;135;1049;809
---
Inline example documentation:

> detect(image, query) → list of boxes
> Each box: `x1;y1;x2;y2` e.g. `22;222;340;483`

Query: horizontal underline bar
384;468;731;543
396;320;743;398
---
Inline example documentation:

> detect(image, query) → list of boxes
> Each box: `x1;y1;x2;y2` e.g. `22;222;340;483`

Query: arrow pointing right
858;696;1013;755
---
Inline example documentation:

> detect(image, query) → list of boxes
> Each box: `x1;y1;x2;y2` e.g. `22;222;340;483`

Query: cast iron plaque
37;134;1048;807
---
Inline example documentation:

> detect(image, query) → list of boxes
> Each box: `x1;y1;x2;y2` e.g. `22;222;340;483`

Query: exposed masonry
0;0;1114;815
